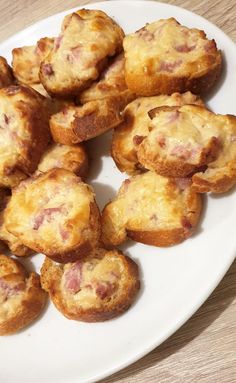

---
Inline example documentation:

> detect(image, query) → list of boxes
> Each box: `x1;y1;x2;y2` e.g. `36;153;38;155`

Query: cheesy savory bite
136;105;222;178
4;169;101;263
123;18;222;96
79;53;135;105
37;143;89;179
0;254;47;335
41;248;140;322
12;37;54;85
40;9;124;97
0;85;50;188
102;171;202;247
0;192;32;257
0;57;14;88
112;92;204;175
50;97;123;144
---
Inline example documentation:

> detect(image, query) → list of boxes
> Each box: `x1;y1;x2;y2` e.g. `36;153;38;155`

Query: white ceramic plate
1;1;236;383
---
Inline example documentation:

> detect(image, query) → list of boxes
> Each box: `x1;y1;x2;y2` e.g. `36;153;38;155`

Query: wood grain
0;1;235;382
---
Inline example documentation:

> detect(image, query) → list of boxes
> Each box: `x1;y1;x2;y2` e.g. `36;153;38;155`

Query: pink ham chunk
64;261;82;294
54;35;63;51
174;43;196;53
41;63;54;76
95;280;115;300
33;206;65;230
137;27;154;42
0;277;25;301
159;60;182;73
170;143;194;161
133;135;145;145
156;134;166;148
175;177;192;190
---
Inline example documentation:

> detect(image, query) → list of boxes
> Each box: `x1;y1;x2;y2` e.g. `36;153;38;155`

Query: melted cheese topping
61;253;124;309
41;9;124;92
124;18;219;76
5;169;95;252
107;172;190;231
113;92;203;171
37;143;86;174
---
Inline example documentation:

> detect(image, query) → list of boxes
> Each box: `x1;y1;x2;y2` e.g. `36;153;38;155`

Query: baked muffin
4;169;101;263
123;18;222;96
37;143;89;179
79;53;135;105
136;105;222;178
0;192;32;257
0;254;47;335
0;57;14;88
40;9;124;97
12;37;54;85
50;97;123;144
0;85;50;188
112;92;204;175
102;171;202;247
41;248;140;322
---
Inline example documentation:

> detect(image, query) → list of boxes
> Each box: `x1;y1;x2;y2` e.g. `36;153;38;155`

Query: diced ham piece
174;43;196;53
6;86;21;95
33;206;64;230
137;27;154;42
170;144;193;160
59;226;69;241
156;134;166;148
54;35;63;51
0;277;25;301
41;63;54;76
159;60;182;73
96;281;114;300
133;135;145;145
175;177;191;190
167;110;180;124
64;261;82;294
204;40;217;53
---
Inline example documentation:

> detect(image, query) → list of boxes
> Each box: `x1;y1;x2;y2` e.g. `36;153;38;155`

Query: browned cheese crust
79;53;135;105
39;9;125;97
0;85;51;188
111;92;204;175
136;105;222;178
50;97;124;144
0;254;47;335
0;56;14;88
4;169;101;263
40;248;140;321
123;18;222;96
101;172;202;247
12;37;54;85
0;192;32;257
37;143;89;179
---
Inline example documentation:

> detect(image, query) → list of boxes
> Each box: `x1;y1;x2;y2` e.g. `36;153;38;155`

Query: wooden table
0;0;235;382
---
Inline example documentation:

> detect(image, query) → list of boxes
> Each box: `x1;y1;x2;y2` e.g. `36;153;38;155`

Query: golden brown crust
124;18;222;96
4;169;101;263
0;254;47;335
37;143;89;179
12;37;54;85
111;93;205;175
40;248;140;322
101;172;202;247
50;97;124;144
0;85;51;188
0;194;32;257
0;57;14;88
39;9;124;97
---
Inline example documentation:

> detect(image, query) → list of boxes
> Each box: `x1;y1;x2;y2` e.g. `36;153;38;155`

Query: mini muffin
40;248;140;322
123;18;222;96
4;169;101;263
79;53;135;105
0;254;47;335
40;9;124;97
0;85;51;188
102;171;202;247
37;143;89;179
112;92;204;175
0;193;32;257
50;97;123;144
136;105;222;178
12;37;54;85
0;57;14;88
